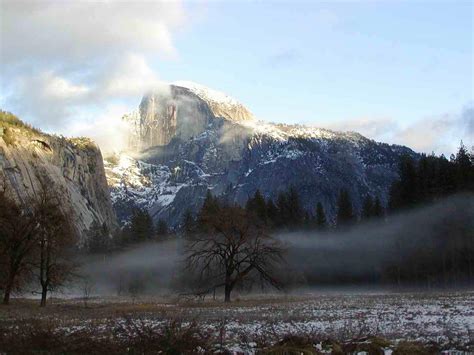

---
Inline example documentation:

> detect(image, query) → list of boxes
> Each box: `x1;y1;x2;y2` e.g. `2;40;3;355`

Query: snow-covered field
1;291;473;353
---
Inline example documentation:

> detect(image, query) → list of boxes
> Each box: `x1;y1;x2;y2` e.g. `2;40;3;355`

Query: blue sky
1;0;472;154
162;1;472;126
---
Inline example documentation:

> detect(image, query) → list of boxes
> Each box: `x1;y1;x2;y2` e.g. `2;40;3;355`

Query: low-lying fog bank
64;194;474;299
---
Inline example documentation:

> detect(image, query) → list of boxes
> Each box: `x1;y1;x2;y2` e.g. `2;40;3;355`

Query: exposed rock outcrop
108;83;416;228
123;86;213;151
0;114;117;243
172;81;255;122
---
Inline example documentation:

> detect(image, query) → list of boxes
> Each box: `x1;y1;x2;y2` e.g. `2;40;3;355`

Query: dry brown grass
0;317;213;354
1;294;472;354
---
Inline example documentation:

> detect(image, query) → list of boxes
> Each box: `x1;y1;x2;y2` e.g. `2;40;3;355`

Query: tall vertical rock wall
124;86;214;152
0;118;117;243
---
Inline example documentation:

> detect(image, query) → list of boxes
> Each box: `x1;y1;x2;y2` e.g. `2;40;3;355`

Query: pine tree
454;141;473;191
389;155;418;211
287;187;303;227
389;144;474;215
201;190;219;215
86;220;110;253
361;195;374;220
336;189;355;227
276;191;289;227
156;219;168;238
315;202;327;229
182;208;195;235
373;196;384;218
245;189;268;223
130;208;154;242
266;198;278;227
197;190;220;231
398;154;418;208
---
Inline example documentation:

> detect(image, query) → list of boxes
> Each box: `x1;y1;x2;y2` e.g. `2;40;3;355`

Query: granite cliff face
107;83;415;227
123;86;213;151
0;114;117;243
172;81;255;122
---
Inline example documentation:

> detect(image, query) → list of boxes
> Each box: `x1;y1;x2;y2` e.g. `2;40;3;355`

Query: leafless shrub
82;277;95;308
0;320;118;354
113;316;213;353
0;316;467;354
128;278;145;303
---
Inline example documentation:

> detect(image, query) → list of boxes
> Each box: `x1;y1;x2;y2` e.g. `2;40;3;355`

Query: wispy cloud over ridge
323;103;474;155
0;0;186;140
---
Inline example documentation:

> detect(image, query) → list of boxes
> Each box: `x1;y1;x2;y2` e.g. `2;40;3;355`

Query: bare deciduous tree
81;277;95;308
1;172;79;306
0;179;39;305
184;205;285;302
34;176;78;307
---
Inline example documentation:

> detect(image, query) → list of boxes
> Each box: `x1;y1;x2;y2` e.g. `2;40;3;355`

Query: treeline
184;142;474;289
109;143;473;238
192;186;385;233
384;142;474;288
389;142;473;210
237;142;473;232
0;174;77;306
89;142;473;290
86;208;171;253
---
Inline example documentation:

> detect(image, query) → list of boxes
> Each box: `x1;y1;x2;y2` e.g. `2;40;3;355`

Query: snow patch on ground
22;292;474;353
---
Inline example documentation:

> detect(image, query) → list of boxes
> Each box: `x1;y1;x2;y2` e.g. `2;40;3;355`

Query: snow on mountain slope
172;81;255;122
173;81;240;106
240;120;340;142
107;83;417;228
104;153;211;224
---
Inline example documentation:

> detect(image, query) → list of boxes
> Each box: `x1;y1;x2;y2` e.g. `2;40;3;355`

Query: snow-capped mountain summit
108;82;415;227
172;81;255;122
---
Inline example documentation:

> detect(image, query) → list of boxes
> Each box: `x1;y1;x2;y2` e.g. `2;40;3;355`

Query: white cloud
322;104;473;156
392;106;473;155
395;116;453;154
8;71;91;126
99;54;165;98
1;0;185;67
326;117;398;142
0;0;188;151
69;104;132;156
41;73;90;100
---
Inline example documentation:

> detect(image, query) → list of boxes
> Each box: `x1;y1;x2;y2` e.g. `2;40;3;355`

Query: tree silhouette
315;202;327;229
184;205;285;302
336;189;355;227
361;195;374;220
245;189;268;224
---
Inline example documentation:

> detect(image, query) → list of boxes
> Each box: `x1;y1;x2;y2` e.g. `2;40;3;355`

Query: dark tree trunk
3;274;15;305
396;266;401;288
442;253;448;288
39;238;48;307
40;286;48;307
3;286;12;305
224;283;231;303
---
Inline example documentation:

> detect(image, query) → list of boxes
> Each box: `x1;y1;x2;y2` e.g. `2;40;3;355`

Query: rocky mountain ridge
107;83;415;227
0;113;117;243
172;81;255;122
